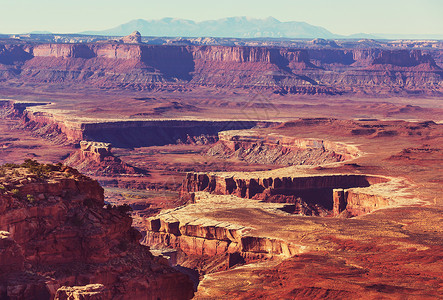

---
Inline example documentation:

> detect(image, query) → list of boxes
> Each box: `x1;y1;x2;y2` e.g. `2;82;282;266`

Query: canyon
1;97;442;299
0;34;442;299
0;39;442;96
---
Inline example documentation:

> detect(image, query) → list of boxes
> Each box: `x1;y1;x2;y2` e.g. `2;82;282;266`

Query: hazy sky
0;0;442;35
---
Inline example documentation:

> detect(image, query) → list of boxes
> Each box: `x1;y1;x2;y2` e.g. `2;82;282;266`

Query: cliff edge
0;160;194;299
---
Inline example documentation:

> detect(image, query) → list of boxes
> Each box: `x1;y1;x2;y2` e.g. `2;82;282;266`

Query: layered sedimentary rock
142;171;411;273
180;171;390;217
207;130;360;165
0;231;24;274
64;141;143;176
142;192;304;266
179;129;398;217
55;284;110;300
17;105;265;147
120;31;142;44
0;41;441;94
0;162;194;299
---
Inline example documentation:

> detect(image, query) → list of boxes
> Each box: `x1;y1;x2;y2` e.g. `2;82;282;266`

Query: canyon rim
1;10;443;300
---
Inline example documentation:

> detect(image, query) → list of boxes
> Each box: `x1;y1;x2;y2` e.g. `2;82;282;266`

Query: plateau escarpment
64;141;145;176
1;97;441;299
142;191;307;278
0;161;194;299
0;42;441;94
16;104;267;147
207;130;359;166
180;172;392;217
80;119;267;148
141;170;416;278
139;121;432;281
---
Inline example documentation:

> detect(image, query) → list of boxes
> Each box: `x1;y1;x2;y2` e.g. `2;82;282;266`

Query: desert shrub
21;159;54;179
116;204;133;214
26;194;35;203
0;184;5;190
21;159;39;169
2;163;19;169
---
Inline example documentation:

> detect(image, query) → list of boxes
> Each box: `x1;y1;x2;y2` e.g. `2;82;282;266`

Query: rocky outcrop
120;31;142;44
144;222;301;259
207;130;360;166
55;284;110;300
140;169;409;278
78;141;113;162
0;162;194;299
0;42;441;94
0;231;24;274
140;192;305;271
17;107;264;147
18;108;83;145
180;172;390;217
64;141;144;176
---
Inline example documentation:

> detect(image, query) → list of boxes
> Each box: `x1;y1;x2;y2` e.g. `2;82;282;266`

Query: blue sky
0;0;442;35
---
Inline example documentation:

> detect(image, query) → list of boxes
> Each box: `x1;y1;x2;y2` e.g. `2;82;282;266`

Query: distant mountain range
82;17;340;39
9;17;442;40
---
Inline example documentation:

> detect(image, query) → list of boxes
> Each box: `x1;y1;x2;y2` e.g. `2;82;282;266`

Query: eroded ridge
64;141;145;176
142;192;306;266
143;164;418;272
0;162;194;299
0;42;441;95
181;172;393;217
141;130;421;273
13;102;271;148
207;129;361;165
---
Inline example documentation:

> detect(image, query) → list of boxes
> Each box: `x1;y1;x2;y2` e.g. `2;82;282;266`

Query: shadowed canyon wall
180;173;390;217
0;43;441;94
18;106;269;147
142;173;393;270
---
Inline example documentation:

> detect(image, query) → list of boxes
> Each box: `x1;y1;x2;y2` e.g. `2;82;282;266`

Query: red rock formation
0;162;194;299
143;218;301;263
180;172;390;216
16;106;263;147
19;109;83;144
0;42;441;94
121;31;142;44
55;284;111;300
0;231;24;274
207;131;359;166
64;141;144;176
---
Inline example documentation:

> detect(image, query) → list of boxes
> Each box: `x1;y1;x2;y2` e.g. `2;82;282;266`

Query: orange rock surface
0;41;441;95
0;162;194;299
0;39;442;299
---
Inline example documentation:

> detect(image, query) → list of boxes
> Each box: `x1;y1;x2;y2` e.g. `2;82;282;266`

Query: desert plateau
0;9;442;300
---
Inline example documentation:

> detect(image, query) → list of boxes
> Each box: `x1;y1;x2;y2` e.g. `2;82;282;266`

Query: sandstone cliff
64;141;145;176
120;31;142;44
0;161;194;299
179;171;390;217
17;106;264;147
0;42;441;94
206;130;359;166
